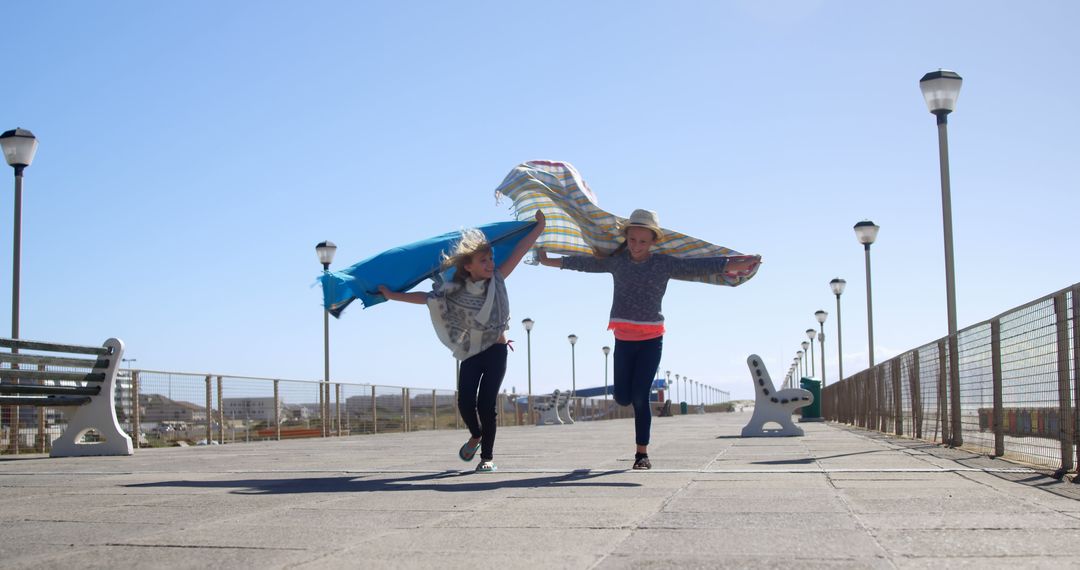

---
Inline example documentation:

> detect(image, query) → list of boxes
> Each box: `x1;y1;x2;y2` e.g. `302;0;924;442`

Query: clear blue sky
4;1;1077;400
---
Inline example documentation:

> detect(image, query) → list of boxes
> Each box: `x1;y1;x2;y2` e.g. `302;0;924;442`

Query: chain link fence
2;368;725;453
823;283;1079;476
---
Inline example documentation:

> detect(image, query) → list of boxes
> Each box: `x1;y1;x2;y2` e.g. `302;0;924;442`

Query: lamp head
815;310;828;324
830;278;847;296
567;334;577;346
806;328;816;340
920;69;962;115
315;241;337;267
854;220;879;245
521;318;534;331
603;346;610;356
0;128;38;169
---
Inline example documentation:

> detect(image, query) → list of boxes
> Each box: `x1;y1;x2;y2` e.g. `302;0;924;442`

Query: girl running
538;208;758;470
379;211;545;472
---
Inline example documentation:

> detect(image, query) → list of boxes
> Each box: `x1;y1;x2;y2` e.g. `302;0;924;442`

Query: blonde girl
379;211;545;472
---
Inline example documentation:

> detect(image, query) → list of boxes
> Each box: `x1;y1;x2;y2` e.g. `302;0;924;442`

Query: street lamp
797;349;805;378
567;334;578;402
664;369;670;403
522;318;534;422
674;373;680;403
1;128;38;347
921;69;964;446
854;220;880;367
603;346;611;402
316;240;337;437
830;278;847;383
815;310;828;387
805;328;817;377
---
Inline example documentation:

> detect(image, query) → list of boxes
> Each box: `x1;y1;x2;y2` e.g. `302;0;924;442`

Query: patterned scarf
494;160;758;287
427;271;510;361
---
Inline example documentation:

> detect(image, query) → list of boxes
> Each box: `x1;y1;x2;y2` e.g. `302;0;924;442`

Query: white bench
557;391;574;424
535;390;572;425
740;354;814;437
0;337;134;456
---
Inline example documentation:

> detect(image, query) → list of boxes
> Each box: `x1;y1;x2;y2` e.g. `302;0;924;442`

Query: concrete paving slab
0;412;1076;569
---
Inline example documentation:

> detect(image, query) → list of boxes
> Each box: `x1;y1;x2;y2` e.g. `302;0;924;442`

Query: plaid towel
494;160;759;286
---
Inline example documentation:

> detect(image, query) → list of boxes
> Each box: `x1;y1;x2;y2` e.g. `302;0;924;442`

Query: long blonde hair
441;228;492;283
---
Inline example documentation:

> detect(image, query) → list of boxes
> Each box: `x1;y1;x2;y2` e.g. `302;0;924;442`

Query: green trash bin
680;401;688;415
799;377;822;420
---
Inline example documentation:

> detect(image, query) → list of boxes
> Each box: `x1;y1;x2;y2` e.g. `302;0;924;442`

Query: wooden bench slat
0;353;109;369
0;383;100;396
0;370;106;383
0;338;110;356
0;395;92;406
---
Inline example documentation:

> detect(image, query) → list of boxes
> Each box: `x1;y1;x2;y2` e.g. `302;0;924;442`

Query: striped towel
494;160;760;286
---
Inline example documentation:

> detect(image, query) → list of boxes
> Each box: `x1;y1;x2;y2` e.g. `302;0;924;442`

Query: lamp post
815;310;828;387
674;373;680;403
567;334;577;401
799;343;808;378
920;69;964;446
854;220;880;368
316;240;337;437
1;128;38;348
830;278;847;383
522;318;534;423
603;346;611;402
664;369;670;403
3;128;38;453
805;328;817;377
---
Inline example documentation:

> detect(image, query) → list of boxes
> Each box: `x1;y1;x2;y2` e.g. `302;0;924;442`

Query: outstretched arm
723;255;761;277
498;210;546;279
377;285;428;305
535;248;562;268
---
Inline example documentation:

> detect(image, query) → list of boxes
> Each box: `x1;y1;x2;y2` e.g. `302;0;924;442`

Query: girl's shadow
126;468;640;494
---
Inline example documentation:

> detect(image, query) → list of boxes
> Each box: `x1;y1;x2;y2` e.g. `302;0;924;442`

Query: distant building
222;397;283;423
140;394;208;423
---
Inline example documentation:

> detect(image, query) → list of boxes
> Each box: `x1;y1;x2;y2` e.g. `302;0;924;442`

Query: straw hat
620;208;664;241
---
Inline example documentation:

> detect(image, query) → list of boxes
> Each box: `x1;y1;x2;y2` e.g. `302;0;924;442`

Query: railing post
949;332;963;447
937;340;950;445
432;389;438;430
131;370;141;450
204;375;213;445
1073;285;1080;473
336;383;342;436
216;376;224;445
402;388;408;433
879;367;888;433
273;380;281;442
893;359;903;436
1054;293;1074;475
371;385;377;434
36;362;46;453
910;351;922;440
991;318;1004;457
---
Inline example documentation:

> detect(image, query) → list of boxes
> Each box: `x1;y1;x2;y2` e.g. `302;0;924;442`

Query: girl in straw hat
538;208;758;470
379;211;545;473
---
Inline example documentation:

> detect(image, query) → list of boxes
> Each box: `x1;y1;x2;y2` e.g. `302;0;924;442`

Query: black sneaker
632;455;651;470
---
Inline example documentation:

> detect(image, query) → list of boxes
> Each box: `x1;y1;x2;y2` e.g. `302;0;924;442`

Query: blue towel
320;220;538;318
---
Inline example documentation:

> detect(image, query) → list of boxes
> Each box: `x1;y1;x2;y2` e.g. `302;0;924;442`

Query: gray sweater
561;251;729;327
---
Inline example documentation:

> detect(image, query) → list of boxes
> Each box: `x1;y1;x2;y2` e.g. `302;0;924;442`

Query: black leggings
613;336;663;447
457;342;508;461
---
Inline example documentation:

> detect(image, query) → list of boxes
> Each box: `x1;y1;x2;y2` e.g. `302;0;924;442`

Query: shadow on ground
126;468;641;495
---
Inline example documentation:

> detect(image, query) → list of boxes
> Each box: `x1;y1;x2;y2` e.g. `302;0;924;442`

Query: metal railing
823;283;1079;476
1;365;728;453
